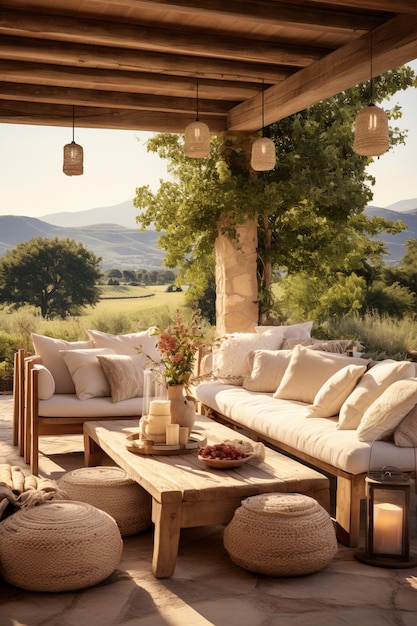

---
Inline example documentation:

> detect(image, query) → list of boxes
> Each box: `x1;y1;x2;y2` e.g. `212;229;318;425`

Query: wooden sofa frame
198;404;416;548
13;350;137;475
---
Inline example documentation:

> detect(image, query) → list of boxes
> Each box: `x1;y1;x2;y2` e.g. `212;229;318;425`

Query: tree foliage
134;66;416;321
0;237;102;318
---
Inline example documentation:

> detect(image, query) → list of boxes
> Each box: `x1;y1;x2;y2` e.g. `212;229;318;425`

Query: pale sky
1;59;416;219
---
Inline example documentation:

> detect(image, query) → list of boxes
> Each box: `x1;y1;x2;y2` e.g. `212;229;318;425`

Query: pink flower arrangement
155;309;203;386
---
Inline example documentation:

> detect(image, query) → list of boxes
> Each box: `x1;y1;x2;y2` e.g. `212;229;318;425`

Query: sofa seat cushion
196;382;416;475
38;394;143;418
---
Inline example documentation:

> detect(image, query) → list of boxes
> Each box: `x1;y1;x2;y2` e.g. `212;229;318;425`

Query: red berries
199;443;249;461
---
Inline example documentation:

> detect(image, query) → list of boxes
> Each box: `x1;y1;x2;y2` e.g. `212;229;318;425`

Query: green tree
134;67;415;321
0;237;102;319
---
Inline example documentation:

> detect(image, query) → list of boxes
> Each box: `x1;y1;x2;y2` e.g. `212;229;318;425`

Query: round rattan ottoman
0;501;123;592
58;466;152;536
223;493;337;576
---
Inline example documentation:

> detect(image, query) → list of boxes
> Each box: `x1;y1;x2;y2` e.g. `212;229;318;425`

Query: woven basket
58;466;152;536
223;493;337;576
0;501;123;592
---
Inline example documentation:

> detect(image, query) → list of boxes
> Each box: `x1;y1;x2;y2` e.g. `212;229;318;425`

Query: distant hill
0;215;164;270
1;198;417;270
41;200;139;230
364;204;417;263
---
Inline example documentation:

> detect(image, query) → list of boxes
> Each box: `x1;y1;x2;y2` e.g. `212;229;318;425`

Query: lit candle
373;502;403;554
166;424;179;445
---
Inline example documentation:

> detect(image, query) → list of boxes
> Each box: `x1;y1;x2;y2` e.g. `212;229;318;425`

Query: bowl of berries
198;441;254;469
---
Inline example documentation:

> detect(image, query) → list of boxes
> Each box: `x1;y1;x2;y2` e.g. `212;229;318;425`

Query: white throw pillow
357;379;417;442
60;348;115;400
33;364;56;400
87;328;160;364
306;364;367;418
394;404;417;447
255;321;313;340
338;360;416;430
97;354;145;403
274;344;365;404
31;333;94;394
243;350;292;392
213;331;280;384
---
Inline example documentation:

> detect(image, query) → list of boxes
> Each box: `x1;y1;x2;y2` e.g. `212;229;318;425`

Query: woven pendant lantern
63;106;84;176
353;104;389;156
184;79;210;158
251;80;276;171
353;31;389;157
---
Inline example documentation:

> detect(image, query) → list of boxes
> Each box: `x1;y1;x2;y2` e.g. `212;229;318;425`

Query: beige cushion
307;364;367;418
357;379;417;442
87;328;160;363
213;331;281;384
274;344;365;404
33;364;56;400
255;321;313;340
97;354;145;402
60;348;114;400
243;350;292;392
31;333;93;394
394;404;417;447
338;360;416;430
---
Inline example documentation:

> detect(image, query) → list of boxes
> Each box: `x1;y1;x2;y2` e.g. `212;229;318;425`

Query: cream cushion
255;321;313;340
357;379;417;442
60;348;114;400
274;344;365;404
394;404;417;447
33;364;56;400
213;331;281;384
87;328;160;363
31;333;93;394
243;350;292;392
307;364;367;418
338;360;415;430
97;354;145;402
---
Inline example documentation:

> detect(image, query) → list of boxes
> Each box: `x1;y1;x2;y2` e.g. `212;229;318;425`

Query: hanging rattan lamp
251;81;276;171
184;79;210;158
353;32;389;157
63;106;84;176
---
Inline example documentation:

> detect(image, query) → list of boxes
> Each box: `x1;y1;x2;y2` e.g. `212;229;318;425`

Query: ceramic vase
167;384;195;430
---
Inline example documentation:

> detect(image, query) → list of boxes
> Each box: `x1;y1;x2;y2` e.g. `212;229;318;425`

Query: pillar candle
373;502;403;554
166;424;179;445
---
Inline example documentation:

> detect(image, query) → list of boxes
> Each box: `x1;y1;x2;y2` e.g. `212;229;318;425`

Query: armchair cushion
97;354;145;402
33;364;56;400
31;333;93;394
87;328;160;363
60;348;115;400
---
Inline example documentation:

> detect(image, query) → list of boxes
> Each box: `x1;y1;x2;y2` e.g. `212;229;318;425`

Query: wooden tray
126;431;207;455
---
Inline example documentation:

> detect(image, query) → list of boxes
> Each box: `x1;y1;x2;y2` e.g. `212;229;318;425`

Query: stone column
215;216;258;335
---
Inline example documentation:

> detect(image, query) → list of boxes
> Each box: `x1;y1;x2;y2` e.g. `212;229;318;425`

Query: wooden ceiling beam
0;9;330;67
228;13;417;131
0;60;262;102
308;0;417;14
0;100;227;133
83;0;385;32
0;81;232;116
0;35;293;84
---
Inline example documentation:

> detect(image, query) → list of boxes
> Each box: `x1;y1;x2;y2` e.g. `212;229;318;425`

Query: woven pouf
58;466;152;536
0;501;123;592
223;493;337;576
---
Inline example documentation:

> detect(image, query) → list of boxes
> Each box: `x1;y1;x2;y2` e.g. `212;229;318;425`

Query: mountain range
0;198;416;270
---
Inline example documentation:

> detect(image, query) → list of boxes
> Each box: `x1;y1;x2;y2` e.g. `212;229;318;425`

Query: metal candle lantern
355;467;416;568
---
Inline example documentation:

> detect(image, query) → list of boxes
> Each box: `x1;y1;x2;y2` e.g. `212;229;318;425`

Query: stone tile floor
1;394;417;626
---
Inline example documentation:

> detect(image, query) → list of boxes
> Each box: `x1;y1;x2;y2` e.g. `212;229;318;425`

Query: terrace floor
1;393;417;626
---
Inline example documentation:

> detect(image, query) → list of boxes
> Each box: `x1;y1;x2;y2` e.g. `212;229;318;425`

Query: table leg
151;499;182;578
83;430;103;467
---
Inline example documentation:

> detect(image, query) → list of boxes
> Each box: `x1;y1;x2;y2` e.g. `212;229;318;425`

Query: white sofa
195;331;417;547
18;328;161;475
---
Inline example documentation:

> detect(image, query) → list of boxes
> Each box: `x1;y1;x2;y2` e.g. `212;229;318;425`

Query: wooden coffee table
83;415;330;578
